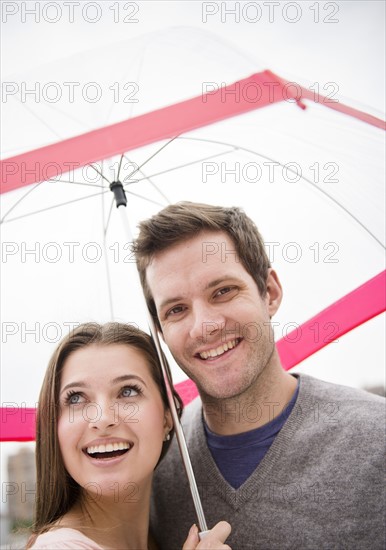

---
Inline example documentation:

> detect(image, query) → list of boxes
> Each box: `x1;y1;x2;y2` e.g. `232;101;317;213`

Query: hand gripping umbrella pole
110;181;210;539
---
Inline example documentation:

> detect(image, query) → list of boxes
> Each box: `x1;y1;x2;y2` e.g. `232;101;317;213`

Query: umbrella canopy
1;26;385;442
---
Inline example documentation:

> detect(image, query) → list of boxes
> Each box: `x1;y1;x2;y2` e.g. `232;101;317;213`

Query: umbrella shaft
117;203;208;533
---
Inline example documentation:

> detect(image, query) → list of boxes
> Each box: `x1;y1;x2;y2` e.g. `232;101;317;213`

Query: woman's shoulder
29;527;104;549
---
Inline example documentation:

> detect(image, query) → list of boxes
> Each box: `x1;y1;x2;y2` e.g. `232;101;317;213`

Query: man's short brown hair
133;201;271;329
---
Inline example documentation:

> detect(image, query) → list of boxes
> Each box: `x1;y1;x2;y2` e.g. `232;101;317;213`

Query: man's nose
189;303;226;342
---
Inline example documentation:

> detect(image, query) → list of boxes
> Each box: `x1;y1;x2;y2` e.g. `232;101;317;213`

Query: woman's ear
265;269;283;317
163;409;173;435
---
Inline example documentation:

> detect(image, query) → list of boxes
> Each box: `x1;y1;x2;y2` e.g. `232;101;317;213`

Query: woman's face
57;344;172;501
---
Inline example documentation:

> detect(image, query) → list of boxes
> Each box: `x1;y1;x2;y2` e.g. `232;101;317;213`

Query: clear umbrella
1;26;385;527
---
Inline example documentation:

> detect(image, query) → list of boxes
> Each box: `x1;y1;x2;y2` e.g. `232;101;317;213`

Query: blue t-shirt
204;382;300;489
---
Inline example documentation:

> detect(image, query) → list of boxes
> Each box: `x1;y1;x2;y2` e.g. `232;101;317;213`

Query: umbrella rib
11;93;64;140
172;136;385;250
88;164;113;185
1;137;231;224
128;148;237;186
3;135;381;249
104;196;116;236
0;180;45;223
124;189;165;207
0;188;111;224
45;178;104;189
105;43;146;123
142;172;171;204
126;136;179;179
195;137;385;249
239;149;385;250
117;154;124;182
100;162;115;319
2;143;223;224
13;85;97;135
1;176;107;223
123;154;171;204
299;176;385;250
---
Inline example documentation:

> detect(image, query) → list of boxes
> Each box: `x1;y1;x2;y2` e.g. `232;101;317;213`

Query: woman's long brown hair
27;322;183;547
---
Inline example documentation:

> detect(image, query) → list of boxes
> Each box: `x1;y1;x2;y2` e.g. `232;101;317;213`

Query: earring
164;432;171;441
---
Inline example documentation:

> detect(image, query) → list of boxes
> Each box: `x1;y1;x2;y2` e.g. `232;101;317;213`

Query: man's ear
265;269;283;317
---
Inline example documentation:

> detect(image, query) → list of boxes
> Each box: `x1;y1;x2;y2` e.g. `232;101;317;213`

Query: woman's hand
182;521;231;549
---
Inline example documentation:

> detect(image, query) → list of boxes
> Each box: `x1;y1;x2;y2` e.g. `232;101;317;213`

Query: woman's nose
87;399;119;430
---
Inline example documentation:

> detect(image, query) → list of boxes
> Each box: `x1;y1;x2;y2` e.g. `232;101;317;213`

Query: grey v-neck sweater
150;374;385;549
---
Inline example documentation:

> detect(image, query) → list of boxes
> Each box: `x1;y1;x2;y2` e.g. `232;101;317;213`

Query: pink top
30;528;104;549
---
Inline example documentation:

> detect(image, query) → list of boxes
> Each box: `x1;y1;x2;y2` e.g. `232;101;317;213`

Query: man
133;202;385;550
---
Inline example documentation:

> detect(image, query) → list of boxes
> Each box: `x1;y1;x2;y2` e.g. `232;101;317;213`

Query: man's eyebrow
159;296;184;312
205;276;238;290
60;375;147;395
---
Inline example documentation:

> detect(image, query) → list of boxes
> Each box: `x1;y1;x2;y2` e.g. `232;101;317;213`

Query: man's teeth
87;442;130;455
199;339;239;360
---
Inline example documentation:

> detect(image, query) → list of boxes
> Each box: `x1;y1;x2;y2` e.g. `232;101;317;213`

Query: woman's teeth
86;442;131;456
199;338;239;360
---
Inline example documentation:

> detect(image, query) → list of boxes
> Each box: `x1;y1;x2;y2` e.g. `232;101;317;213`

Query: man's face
146;231;282;401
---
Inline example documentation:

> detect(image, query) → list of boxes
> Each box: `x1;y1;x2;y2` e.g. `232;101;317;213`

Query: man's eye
215;286;235;297
165;305;185;318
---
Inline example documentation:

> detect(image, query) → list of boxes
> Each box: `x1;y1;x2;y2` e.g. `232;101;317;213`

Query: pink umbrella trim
1;270;384;441
1;70;385;193
1;71;384;440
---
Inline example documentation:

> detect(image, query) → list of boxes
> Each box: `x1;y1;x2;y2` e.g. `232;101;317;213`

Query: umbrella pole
111;182;209;538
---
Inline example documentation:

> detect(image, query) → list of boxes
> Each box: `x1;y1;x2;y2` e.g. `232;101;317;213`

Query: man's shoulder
300;373;384;406
297;373;385;437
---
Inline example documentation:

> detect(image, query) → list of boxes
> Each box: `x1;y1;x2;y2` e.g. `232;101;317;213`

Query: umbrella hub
110;180;127;208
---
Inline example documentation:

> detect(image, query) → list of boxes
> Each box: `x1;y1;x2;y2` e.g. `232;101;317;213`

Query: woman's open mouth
83;441;133;460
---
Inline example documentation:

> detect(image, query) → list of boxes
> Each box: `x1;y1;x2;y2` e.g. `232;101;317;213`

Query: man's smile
196;338;242;360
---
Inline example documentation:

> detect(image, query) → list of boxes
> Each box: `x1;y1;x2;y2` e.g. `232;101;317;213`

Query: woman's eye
121;386;140;398
66;392;84;405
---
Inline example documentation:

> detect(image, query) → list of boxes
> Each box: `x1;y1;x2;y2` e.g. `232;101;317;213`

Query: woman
27;322;231;549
